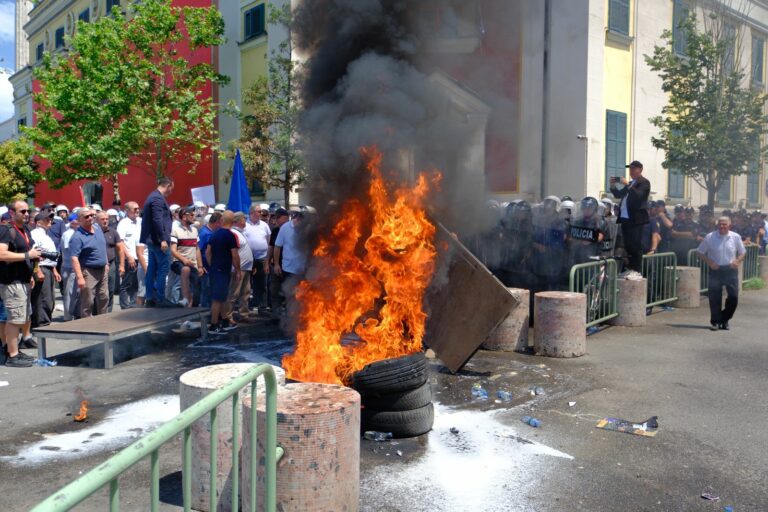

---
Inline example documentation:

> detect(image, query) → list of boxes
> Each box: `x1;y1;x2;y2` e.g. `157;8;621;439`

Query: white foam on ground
361;402;573;512
4;395;179;467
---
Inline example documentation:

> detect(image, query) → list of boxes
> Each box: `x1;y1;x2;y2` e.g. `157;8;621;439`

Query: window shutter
605;110;627;190
608;0;630;36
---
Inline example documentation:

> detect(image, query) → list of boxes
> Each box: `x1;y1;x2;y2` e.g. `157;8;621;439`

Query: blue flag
227;149;251;213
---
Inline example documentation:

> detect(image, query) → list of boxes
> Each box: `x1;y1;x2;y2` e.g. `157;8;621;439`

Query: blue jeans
145;243;170;302
199;273;211;308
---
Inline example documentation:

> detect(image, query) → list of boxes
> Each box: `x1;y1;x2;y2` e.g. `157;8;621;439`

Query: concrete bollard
483;288;529;352
179;363;286;512
759;256;768;282
609;277;647;327
533;291;586;357
673;267;701;308
242;383;361;512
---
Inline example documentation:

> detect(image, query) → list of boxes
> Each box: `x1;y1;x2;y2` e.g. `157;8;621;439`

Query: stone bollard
609;277;647;327
673;266;701;308
179;363;286;512
760;256;768;282
483;288;529;352
242;383;361;512
533;291;586;357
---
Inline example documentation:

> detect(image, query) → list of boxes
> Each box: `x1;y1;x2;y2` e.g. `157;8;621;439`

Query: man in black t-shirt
0;200;42;367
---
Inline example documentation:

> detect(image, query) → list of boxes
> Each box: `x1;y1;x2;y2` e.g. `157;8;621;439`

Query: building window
753;36;764;85
106;0;120;14
608;0;630;36
673;0;690;56
55;27;65;49
36;43;44;62
747;171;761;205
244;4;266;41
17;117;27;130
668;168;685;198
605;110;627;190
723;23;737;74
78;8;90;23
717;177;731;203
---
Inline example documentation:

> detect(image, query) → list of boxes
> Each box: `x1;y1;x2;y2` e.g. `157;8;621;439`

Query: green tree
228;3;306;206
645;13;768;207
25;0;227;203
0;138;39;204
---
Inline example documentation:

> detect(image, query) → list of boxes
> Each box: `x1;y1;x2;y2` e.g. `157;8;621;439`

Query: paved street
1;289;767;511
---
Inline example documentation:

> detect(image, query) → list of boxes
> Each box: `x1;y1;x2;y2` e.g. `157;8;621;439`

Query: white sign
191;185;216;206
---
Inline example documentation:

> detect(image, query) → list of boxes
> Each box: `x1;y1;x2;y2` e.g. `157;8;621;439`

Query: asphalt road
1;290;766;511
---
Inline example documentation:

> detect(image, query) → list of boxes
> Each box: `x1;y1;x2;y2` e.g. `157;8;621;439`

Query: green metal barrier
30;364;283;512
687;249;709;293
641;252;678;307
569;258;619;327
743;245;760;280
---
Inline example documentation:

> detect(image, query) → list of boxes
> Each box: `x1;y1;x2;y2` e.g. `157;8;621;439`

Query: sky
1;0;16;121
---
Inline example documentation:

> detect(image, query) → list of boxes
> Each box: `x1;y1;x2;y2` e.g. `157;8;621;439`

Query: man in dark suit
610;160;650;273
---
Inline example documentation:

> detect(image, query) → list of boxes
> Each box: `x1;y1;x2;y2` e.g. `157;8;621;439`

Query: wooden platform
33;307;209;368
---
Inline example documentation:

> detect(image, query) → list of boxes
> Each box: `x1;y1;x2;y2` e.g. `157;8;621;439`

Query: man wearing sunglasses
70;208;109;318
0;200;42;367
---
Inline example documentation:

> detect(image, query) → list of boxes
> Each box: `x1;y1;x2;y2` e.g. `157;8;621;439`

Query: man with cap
697;216;745;330
245;203;271;310
170;205;203;307
48;204;69;250
267;208;290;313
610;160;651;274
30;211;61;327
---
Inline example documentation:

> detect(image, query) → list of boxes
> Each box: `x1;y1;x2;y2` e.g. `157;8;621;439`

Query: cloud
0;1;14;44
0;70;14;121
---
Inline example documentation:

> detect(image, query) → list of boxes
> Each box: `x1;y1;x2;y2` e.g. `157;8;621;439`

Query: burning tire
351;353;427;396
362;382;432;412
361;402;434;438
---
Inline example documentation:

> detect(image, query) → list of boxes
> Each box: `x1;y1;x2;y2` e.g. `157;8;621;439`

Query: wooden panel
33;307;207;337
424;224;519;372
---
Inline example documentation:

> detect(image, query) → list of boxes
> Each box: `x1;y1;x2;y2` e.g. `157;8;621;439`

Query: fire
282;147;440;385
73;400;88;422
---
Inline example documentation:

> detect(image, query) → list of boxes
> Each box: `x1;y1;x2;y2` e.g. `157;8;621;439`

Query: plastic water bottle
496;390;513;402
521;415;541;428
363;431;393;442
35;358;58;367
471;383;489;400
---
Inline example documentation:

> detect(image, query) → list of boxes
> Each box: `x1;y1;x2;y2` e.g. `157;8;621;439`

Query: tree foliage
0;138;40;204
645;13;768;206
228;3;306;206
25;0;228;200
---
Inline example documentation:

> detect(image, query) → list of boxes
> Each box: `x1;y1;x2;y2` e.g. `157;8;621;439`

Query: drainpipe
540;0;552;200
577;134;589;197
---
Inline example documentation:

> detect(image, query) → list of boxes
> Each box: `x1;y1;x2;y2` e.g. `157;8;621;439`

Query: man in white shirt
697;216;746;331
228;212;254;321
274;211;308;312
244;203;271;309
117;202;142;308
30;212;62;327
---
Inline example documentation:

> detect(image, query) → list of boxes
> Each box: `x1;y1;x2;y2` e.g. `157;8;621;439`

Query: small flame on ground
283;146;440;385
73;401;88;422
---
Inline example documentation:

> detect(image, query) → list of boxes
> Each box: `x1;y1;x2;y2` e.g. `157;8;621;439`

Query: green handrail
743;244;760;280
687;249;709;293
641;252;678;307
30;364;283;512
568;258;619;327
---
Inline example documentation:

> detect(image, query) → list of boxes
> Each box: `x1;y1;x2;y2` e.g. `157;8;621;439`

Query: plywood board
424;224;519;372
34;307;208;337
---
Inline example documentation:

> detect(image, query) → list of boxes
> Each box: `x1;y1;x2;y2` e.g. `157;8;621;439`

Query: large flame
282;147;439;385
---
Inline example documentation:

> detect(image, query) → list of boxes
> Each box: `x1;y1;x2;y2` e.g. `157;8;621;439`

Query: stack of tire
351;352;434;438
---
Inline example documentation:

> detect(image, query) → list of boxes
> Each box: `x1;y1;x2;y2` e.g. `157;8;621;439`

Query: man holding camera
610;161;651;274
0;200;41;367
30;211;62;328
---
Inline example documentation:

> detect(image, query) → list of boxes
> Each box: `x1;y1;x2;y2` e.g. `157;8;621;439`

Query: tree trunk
707;186;716;208
284;163;290;207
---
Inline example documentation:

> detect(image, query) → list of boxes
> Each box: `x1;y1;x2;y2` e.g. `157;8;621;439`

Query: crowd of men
472;194;768;294
0;176;309;368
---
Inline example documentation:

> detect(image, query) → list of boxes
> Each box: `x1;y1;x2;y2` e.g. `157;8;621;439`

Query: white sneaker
55;304;64;312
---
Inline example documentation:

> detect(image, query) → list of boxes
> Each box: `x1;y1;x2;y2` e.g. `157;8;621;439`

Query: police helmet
580;196;599;215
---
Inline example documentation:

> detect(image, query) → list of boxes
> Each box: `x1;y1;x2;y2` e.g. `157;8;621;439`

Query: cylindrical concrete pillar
242;383;361;512
609;277;647;327
533;291;586;357
180;363;286;512
483;288;529;352
759;256;768;282
673;266;701;308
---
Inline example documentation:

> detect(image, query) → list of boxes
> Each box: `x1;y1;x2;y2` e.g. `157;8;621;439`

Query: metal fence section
569;258;619;327
743;245;760;281
641;252;678;307
687;249;709;293
31;364;283;512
